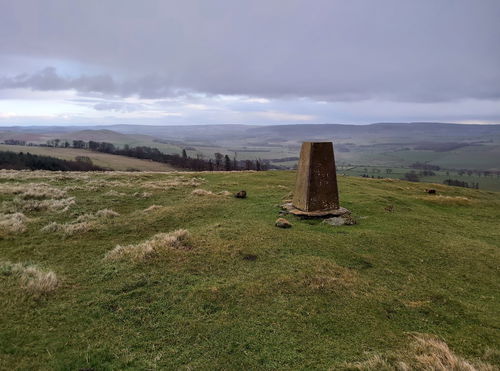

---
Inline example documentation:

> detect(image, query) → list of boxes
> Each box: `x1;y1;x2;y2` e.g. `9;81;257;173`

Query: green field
1;170;499;369
0;144;176;171
340;165;500;192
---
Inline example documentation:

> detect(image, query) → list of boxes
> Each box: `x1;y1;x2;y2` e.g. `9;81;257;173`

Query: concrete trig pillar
286;142;348;217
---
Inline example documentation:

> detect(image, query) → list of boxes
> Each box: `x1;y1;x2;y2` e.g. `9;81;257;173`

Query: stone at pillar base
282;202;350;218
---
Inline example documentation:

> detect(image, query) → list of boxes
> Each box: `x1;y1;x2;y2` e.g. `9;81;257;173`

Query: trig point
285;142;349;217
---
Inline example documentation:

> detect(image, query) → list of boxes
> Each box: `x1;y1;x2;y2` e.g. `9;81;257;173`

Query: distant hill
1;123;500;172
58;129;135;143
246;122;500;141
2;122;499;143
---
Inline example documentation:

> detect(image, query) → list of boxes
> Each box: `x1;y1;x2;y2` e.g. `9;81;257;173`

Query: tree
214;153;223;170
224;155;232;171
232;155;238;171
402;171;420;182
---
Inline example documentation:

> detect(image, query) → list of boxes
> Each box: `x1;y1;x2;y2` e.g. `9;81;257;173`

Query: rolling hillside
2;123;499;171
0;145;176;171
0;170;498;369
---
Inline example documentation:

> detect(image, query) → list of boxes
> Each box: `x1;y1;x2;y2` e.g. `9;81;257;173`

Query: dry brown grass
42;208;119;236
143;205;164;212
42;220;95;236
104;189;126;197
344;334;498;371
0;212;28;233
0;261;59;296
0;182;67;199
133;191;152;198
10;197;76;213
252;257;359;297
192;188;217;196
295;258;357;292
417;195;473;206
141;176;205;190
191;189;231;197
95;209;120;218
105;229;190;261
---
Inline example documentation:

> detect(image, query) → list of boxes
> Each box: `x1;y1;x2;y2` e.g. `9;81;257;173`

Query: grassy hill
0;144;176;171
0;170;499;369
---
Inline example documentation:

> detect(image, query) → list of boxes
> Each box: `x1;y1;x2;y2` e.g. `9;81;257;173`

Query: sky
0;0;499;126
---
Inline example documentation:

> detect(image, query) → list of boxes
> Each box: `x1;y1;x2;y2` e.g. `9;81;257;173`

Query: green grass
341;165;500;191
0;171;499;369
378;144;500;171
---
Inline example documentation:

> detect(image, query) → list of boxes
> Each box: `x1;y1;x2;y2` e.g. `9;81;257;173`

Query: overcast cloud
0;0;499;125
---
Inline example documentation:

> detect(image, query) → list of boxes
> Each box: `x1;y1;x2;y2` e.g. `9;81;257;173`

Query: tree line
50;139;270;171
443;179;479;189
0;151;104;171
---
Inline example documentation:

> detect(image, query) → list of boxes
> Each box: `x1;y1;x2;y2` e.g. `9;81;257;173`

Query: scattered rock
242;254;257;261
425;189;437;194
235;190;247;199
342;214;357;225
323;214;357;226
323;217;345;226
275;218;292;228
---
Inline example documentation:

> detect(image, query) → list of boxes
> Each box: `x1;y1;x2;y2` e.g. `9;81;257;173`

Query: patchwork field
340;165;500;192
0;145;176;171
0;170;499;369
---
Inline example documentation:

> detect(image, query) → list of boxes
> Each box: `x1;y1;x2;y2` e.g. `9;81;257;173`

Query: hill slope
0;171;499;369
0;144;176;171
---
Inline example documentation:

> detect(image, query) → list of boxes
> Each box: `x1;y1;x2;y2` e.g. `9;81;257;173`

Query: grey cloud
93;102;143;112
0;67;116;94
0;67;186;98
0;0;499;103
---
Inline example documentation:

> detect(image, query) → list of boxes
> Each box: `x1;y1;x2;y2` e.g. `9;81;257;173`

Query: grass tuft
105;229;190;261
192;189;217;196
104;190;126;197
10;197;76;213
0;212;28;233
191;189;231;196
0;183;66;199
418;195;473;206
143;204;163;212
345;334;497;370
42;209;119;236
0;261;59;296
95;209;120;218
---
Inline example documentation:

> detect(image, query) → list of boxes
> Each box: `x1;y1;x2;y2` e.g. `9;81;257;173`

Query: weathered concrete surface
292;142;341;213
